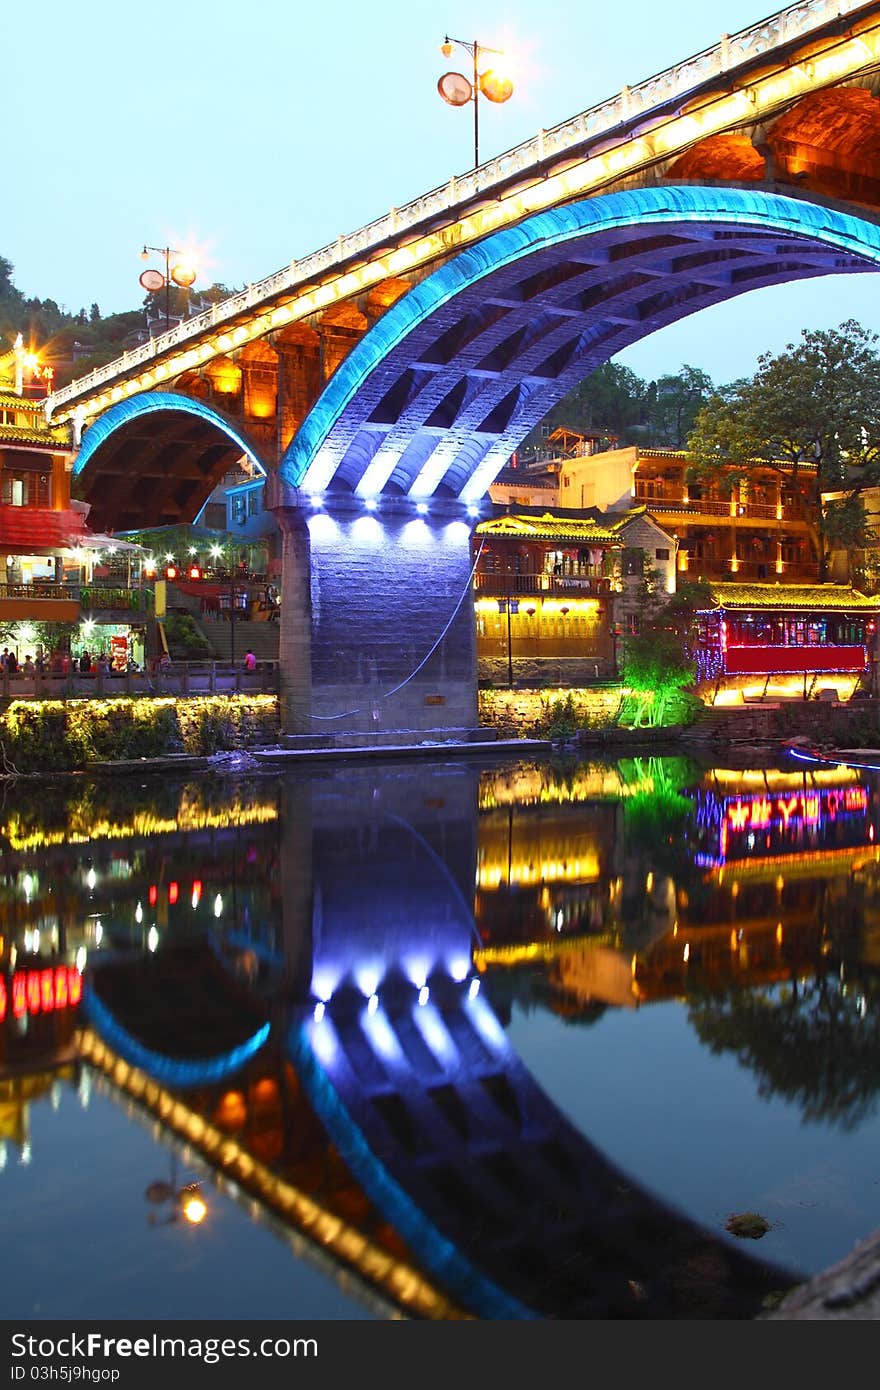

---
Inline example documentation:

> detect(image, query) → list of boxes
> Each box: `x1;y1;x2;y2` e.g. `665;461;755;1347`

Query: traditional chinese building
556;443;819;583
473;508;676;684
0;338;148;667
695;582;877;702
0;339;83;626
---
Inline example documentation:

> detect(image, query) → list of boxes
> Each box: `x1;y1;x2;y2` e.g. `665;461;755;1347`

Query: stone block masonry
279;501;479;737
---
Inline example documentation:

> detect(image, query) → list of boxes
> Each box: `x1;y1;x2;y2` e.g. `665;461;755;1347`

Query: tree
618;577;711;728
521;361;652;454
687;321;880;580
647;364;714;447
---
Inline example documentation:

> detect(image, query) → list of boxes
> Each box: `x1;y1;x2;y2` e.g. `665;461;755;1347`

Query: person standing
243;649;257;672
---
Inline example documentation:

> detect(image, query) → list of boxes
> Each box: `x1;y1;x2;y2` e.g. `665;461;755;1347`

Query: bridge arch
73;390;269;531
283;184;880;506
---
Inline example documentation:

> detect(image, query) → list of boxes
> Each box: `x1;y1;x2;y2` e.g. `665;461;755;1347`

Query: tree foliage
688;972;880;1131
0;254;243;388
687;320;880;578
520;360;717;455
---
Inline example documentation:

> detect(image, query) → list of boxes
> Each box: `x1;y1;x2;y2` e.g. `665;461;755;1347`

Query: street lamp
139;245;198;333
144;1153;208;1227
437;35;514;168
210;540;238;666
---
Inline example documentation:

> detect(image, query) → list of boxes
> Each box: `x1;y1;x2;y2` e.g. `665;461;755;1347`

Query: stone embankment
763;1230;880;1319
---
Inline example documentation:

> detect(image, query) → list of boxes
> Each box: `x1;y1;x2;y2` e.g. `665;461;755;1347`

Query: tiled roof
476;512;626;543
0;424;67;448
709;582;877;610
0;391;43;412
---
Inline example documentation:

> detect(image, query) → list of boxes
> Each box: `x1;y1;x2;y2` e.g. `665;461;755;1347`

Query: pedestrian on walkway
243;649;257;672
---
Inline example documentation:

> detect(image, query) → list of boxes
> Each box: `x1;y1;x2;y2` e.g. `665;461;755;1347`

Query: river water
2;750;879;1320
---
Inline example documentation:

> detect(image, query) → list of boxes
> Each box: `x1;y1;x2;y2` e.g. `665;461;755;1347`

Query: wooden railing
474;573;615;596
0;582;149;612
0;661;279;701
678;559;820;581
634;493;796;521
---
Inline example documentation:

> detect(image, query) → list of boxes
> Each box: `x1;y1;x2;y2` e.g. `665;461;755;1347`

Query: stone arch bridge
46;0;880;737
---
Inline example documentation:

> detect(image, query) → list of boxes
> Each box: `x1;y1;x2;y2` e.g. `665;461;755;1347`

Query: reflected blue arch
286;1020;535;1319
282;184;880;495
83;984;271;1089
73;390;268;478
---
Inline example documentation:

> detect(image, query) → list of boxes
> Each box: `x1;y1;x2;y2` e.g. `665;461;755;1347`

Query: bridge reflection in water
5;753;880;1318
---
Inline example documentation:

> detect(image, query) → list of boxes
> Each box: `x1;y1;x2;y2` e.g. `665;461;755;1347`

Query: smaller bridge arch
73;390;268;532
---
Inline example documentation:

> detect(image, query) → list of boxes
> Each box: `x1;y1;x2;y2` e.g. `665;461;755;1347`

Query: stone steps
192;619;279;664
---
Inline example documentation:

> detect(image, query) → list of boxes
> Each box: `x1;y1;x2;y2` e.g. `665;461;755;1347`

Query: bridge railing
46;0;867;418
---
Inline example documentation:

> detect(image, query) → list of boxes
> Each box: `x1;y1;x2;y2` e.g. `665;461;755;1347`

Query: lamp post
210;541;237;666
144;1153;208;1227
437;36;514;169
139;245;198;333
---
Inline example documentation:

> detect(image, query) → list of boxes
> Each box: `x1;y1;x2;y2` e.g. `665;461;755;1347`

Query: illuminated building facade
556;443;819;583
0;342;149;666
473;509;675;682
696;582;877;702
515;432;879;700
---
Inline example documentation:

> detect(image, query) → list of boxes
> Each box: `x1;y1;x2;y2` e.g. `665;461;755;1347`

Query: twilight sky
8;0;880;388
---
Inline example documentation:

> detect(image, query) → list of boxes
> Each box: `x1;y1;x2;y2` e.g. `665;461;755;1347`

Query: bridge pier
274;495;480;742
275;505;314;734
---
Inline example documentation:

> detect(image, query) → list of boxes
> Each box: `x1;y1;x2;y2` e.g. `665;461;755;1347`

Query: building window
655;548;670;561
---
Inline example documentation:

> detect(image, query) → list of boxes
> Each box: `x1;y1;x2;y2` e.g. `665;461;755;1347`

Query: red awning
0;506;87;550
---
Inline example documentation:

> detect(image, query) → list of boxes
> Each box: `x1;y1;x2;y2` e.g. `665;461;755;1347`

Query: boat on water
784;739;880;772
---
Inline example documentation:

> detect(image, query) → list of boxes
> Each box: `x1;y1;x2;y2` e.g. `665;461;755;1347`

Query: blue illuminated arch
83;984;271;1089
287;1020;534;1319
73;390;268;478
282;185;880;499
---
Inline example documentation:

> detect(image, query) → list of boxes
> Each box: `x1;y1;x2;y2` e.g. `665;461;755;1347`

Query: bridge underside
285;187;880;506
75;402;259;532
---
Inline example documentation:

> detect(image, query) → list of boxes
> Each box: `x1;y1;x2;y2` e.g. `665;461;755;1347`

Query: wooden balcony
677;559;820;583
635;491;802;525
474;572;616;597
0;582;148;623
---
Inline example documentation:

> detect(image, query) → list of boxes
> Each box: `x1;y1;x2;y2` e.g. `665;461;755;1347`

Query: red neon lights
724;646;866;675
191;880;203;906
3;967;82;1021
26;973;41;1014
168;882;179;905
724;786;868;838
148;885;158;907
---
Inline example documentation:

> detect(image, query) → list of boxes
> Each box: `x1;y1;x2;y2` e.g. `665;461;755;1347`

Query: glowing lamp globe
170;262;197;289
480;69;514;103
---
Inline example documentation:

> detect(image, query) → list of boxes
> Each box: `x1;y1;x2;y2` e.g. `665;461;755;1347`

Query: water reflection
2;754;880;1318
